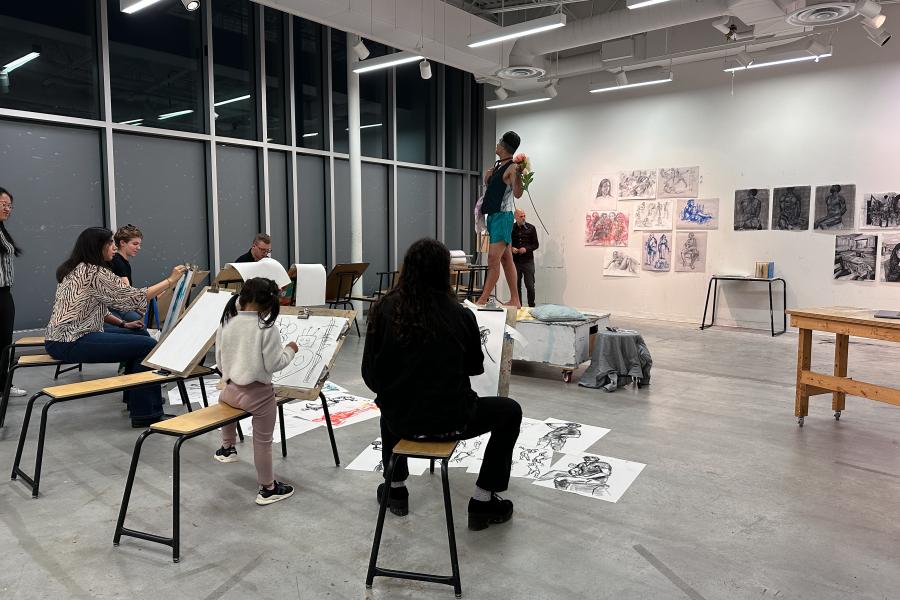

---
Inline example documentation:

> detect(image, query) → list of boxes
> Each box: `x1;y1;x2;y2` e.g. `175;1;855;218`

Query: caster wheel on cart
834;411;841;421
562;371;573;383
797;416;804;427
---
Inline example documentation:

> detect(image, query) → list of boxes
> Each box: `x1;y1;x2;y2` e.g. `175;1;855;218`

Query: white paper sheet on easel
464;303;507;397
293;263;326;306
271;315;348;389
144;290;235;374
225;257;291;288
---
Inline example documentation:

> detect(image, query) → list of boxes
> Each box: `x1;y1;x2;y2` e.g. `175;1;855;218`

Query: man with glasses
235;233;272;263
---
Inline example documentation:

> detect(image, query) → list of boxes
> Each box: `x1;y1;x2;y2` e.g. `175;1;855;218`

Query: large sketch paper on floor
143;288;236;376
813;184;855;231
167;377;221;406
510;417;553;479
585;211;628;246
449;434;490;468
590;174;618;210
658;166;699;198
464;304;507;397
271;315;348;390
518;418;610;454
676;198;719;230
225;257;292;288
834;234;878;281
632;200;673;230
881;234;900;282
618;169;657;199
603;249;640;277
771;186;811;231
288;392;380;429
345;438;430;476
674;231;707;272
642;232;672;272
734;188;770;231
533;453;646;503
860;192;900;230
243;410;321;440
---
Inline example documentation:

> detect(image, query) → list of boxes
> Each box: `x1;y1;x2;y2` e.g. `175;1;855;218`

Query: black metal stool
366;439;462;598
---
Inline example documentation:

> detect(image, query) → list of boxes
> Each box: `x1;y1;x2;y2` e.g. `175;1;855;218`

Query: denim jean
103;310;150;336
45;332;161;419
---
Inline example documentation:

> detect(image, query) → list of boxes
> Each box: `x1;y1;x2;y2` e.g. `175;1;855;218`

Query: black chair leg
0;363;20;428
366;453;397;588
172;437;186;563
237;421;245;442
198;377;209;408
177;380;192;413
11;392;43;481
31;399;58;498
114;429;154;546
319;391;340;466
430;458;435;474
441;459;462;598
279;402;287;458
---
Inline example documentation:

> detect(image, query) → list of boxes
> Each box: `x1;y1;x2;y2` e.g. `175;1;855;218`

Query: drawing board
161;268;194;335
271;312;349;391
463;303;513;398
533;452;646;503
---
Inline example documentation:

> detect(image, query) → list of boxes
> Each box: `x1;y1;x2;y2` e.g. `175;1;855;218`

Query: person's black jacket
512;221;539;263
234;250;255;263
362;292;484;436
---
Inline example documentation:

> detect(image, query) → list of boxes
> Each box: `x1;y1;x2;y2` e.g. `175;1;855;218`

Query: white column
347;33;364;307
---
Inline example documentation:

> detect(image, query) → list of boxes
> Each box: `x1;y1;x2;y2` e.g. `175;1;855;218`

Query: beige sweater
215;312;296;385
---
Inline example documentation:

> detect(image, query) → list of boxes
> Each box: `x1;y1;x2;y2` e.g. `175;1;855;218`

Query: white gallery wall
493;11;900;329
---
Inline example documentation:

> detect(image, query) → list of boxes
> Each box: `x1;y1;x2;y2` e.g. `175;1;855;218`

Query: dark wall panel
396;168;437;260
268;151;290;266
362;163;389;294
297;154;327;265
217;145;259;264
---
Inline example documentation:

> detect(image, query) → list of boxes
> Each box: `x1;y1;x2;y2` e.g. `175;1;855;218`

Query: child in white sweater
214;277;298;505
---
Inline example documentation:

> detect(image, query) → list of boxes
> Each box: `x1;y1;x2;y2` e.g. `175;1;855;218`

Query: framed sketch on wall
658;166;699;198
813;184;855;231
618;169;657;200
734;188;770;231
590;174;618;211
675;198;719;230
771;186;811;231
860;192;900;230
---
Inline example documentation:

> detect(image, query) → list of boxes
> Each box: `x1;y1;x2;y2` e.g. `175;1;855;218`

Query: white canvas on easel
463;302;509;397
161;269;194;335
225;257;291;288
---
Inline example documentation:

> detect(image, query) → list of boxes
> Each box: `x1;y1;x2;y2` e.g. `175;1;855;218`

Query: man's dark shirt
234;250;256;263
511;221;539;263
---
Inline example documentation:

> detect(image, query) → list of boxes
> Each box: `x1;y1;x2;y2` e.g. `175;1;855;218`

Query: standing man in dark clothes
362;238;522;530
511;208;539;308
235;233;272;263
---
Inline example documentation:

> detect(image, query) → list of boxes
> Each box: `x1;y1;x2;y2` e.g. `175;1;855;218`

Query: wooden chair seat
393;439;458;459
17;354;62;367
14;336;45;347
151;403;246;435
44;366;214;399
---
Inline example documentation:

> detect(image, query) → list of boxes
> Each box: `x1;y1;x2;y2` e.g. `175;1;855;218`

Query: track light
864;25;891;45
181;0;199;10
494;86;508;100
352;39;370;60
545;82;558;98
855;0;882;19
419;59;432;80
863;14;887;29
615;70;628;86
711;16;731;35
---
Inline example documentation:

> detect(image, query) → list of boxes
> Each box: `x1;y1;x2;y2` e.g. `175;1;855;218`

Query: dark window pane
333;159;350;261
397;58;436;165
264;9;287;144
445;67;464;169
470;76;482;171
217;144;260;262
294;18;324;149
213;0;257;140
297;154;327;264
108;0;203;132
362;163;389;293
358;42;389;159
268;151;290;266
397;168;437;257
331;32;348;154
0;2;99;119
445;173;463;249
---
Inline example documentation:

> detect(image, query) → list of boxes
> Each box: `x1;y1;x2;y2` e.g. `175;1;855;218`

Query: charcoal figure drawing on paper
658;166;699;198
674;231;707;272
604;250;640;277
861;192;900;229
533;453;647;503
618;169;657;200
734;188;769;231
813;184;855;230
881;234;900;282
834;234;878;281
772;186;811;231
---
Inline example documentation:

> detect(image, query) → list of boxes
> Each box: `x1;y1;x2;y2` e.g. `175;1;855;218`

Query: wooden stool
365;439;462;598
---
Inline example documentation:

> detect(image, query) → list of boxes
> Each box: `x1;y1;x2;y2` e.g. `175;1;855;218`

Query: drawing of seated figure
815;185;847;229
777;187;803;229
680;198;712;224
537;422;582;451
737;189;763;229
680;233;700;269
605;251;638;274
537;455;612;497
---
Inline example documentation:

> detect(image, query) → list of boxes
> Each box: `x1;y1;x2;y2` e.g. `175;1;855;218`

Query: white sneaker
8;386;27;397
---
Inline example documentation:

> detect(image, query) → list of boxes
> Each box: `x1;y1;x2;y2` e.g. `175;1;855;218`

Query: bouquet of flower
514;153;534;191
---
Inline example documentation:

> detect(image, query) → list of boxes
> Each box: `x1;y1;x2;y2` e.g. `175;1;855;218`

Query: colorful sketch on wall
771;186;811;231
590;174;618;211
834;234;878;281
618;169;657;200
734;188;770;231
632;200;673;230
882;234;900;282
658;166;699;199
674;231;707;272
585;211;628;247
813;184;855;231
675;198;719;230
533;452;646;503
860;192;900;230
603;249;640;277
642;232;672;272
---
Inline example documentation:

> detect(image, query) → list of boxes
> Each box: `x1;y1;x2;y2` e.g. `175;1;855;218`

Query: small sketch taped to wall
618;169;657;200
642;232;672;272
675;198;719;230
272;315;347;389
603;249;640;277
585;211;628;246
733;188;770;231
674;231;707;272
533;452;646;503
632;200;673;230
591;174;618;211
658;166;699;198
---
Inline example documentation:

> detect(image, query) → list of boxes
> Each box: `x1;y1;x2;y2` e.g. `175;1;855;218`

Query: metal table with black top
700;275;787;337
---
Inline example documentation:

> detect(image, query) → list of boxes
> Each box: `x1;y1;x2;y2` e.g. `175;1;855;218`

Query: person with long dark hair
362;238;522;530
0;187;25;398
44;227;186;427
213;277;298;505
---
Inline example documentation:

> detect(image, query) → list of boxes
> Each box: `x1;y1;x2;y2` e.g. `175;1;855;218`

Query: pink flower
514;153;528;163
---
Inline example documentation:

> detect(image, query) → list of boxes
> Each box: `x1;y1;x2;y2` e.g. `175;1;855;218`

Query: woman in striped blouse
0;187;25;398
45;227;186;427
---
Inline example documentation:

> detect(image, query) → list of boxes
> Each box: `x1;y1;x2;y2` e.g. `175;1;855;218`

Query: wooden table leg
795;328;812;425
832;333;849;419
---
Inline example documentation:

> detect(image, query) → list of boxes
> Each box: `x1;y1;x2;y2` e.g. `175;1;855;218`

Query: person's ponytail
220;294;240;325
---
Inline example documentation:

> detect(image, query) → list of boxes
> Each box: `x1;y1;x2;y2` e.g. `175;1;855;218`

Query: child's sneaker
256;480;294;505
214;446;238;463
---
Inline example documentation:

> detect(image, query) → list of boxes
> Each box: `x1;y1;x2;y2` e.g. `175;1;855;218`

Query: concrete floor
1;317;899;600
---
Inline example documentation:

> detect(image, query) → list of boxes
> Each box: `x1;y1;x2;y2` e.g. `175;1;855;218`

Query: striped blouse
0;232;14;287
46;263;148;343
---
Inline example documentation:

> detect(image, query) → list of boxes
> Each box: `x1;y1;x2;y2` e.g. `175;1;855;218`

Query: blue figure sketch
658;234;671;266
644;233;658;267
679;199;713;225
643;232;671;271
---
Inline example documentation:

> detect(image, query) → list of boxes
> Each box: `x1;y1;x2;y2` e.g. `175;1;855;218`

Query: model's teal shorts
487;211;514;245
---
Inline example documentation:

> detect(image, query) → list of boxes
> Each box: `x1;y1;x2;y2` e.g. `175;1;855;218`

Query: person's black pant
0;287;14;389
515;260;536;308
380;396;522;492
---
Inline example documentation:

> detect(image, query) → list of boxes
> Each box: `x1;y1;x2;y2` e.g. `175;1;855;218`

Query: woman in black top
362;238;522;530
0;187;25;398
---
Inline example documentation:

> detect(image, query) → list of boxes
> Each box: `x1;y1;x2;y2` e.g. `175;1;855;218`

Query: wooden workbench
787;307;900;426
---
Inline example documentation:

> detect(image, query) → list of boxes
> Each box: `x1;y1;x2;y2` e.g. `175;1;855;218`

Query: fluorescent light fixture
158;109;194;120
302;132;319;138
119;119;143;125
486;90;554;110
352;39;370;60
2;51;40;74
856;0;882;19
120;0;165;14
345;123;383;131
214;94;251;107
353;51;422;74
181;0;200;10
723;48;832;72
627;0;673;9
467;13;566;48
589;68;672;93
